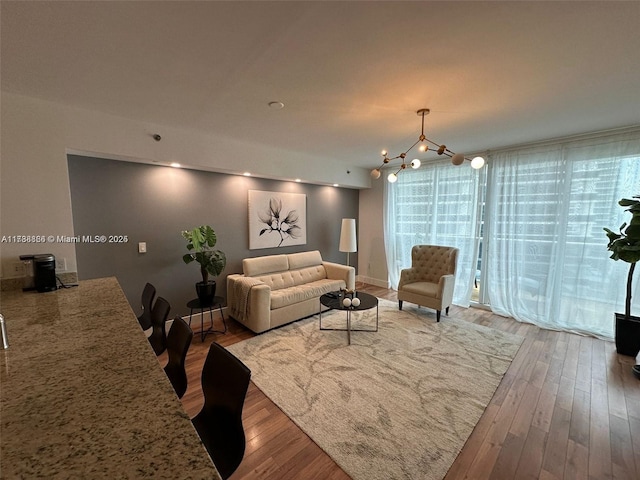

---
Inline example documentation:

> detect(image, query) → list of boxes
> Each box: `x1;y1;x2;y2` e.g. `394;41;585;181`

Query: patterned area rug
227;299;523;480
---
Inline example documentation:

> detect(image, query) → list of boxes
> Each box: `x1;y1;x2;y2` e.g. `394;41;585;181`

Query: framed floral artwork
248;190;307;249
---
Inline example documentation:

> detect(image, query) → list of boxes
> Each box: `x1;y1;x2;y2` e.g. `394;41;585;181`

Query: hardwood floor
171;283;640;479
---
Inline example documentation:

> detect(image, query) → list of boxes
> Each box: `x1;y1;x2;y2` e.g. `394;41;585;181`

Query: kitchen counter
0;277;220;479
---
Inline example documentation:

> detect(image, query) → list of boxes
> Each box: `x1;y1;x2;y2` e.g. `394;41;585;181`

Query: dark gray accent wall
67;155;359;318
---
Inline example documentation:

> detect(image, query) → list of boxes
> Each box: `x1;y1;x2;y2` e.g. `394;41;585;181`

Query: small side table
186;296;227;342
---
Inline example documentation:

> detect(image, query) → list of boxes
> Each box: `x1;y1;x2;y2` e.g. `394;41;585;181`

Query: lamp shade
339;218;357;253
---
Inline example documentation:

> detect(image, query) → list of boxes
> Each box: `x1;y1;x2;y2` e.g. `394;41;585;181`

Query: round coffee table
319;291;378;345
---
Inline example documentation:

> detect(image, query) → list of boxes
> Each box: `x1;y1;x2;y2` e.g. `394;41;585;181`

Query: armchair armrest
323;261;355;290
438;274;455;302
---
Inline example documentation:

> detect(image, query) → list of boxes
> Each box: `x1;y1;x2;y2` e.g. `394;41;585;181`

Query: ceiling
2;1;640;174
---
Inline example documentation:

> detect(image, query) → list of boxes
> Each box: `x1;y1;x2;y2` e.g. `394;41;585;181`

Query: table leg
202;304;227;339
376;304;379;331
216;304;227;334
201;309;206;342
187;302;226;341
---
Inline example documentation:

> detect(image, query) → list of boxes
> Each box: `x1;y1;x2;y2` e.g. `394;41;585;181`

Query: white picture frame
248;190;307;249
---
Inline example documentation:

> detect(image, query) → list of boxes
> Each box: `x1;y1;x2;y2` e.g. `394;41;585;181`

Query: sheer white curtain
484;129;640;338
384;159;481;307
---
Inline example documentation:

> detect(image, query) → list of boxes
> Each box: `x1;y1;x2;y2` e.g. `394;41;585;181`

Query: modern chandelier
371;108;486;183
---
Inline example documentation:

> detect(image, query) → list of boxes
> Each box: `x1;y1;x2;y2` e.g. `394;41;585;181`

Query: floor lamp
339;218;357;267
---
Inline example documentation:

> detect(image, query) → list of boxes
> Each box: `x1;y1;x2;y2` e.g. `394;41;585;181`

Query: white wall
357;177;388;288
1;92;378;279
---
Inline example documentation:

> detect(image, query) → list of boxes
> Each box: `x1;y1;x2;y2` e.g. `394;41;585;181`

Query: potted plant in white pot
182;225;226;305
604;194;640;356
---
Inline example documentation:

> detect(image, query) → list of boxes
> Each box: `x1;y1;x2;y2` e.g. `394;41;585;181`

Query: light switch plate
138;242;147;254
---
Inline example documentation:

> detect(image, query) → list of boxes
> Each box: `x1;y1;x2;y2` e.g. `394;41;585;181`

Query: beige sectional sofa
227;250;355;333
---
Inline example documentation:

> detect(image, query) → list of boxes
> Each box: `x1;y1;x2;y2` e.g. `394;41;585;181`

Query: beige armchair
397;245;459;322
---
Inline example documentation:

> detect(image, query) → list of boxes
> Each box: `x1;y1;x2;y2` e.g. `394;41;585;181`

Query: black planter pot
196;281;216;306
615;313;640;357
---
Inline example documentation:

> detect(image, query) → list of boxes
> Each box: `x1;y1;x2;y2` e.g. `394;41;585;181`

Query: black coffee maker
19;254;57;292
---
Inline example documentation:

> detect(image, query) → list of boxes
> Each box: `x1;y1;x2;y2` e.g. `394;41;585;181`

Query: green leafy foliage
604;195;640;319
182;225;226;283
604;195;640;264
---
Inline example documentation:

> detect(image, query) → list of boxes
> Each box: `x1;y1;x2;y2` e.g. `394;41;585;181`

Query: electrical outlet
55;257;67;271
13;262;24;276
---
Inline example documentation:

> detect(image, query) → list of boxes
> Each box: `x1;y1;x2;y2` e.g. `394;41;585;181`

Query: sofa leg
399;300;403;311
436;310;441;322
446;306;449;316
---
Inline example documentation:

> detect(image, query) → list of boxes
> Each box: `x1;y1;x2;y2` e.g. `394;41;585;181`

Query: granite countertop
0;277;220;479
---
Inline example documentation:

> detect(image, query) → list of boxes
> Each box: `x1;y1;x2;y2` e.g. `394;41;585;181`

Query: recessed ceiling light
170;162;181;168
243;172;251;177
295;178;301;183
268;101;285;110
333;184;339;187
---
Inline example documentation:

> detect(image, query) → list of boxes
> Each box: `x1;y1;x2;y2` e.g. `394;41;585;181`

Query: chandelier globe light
470;156;486;169
371;108;486;181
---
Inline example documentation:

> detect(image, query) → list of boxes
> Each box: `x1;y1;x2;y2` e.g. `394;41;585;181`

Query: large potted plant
604;195;640;356
182;225;226;305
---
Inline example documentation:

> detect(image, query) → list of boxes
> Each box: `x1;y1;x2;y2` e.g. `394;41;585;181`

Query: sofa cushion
287;250;323;270
255;265;327;290
401;281;440;299
270;278;345;310
256;272;296;290
243;254;289;277
290;265;327;286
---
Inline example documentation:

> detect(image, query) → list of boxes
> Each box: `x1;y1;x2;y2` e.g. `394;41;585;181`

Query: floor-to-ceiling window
383;158;483;308
385;128;640;338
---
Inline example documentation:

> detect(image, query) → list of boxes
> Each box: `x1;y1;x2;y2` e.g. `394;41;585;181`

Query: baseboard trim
174;305;229;329
357;275;389;289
